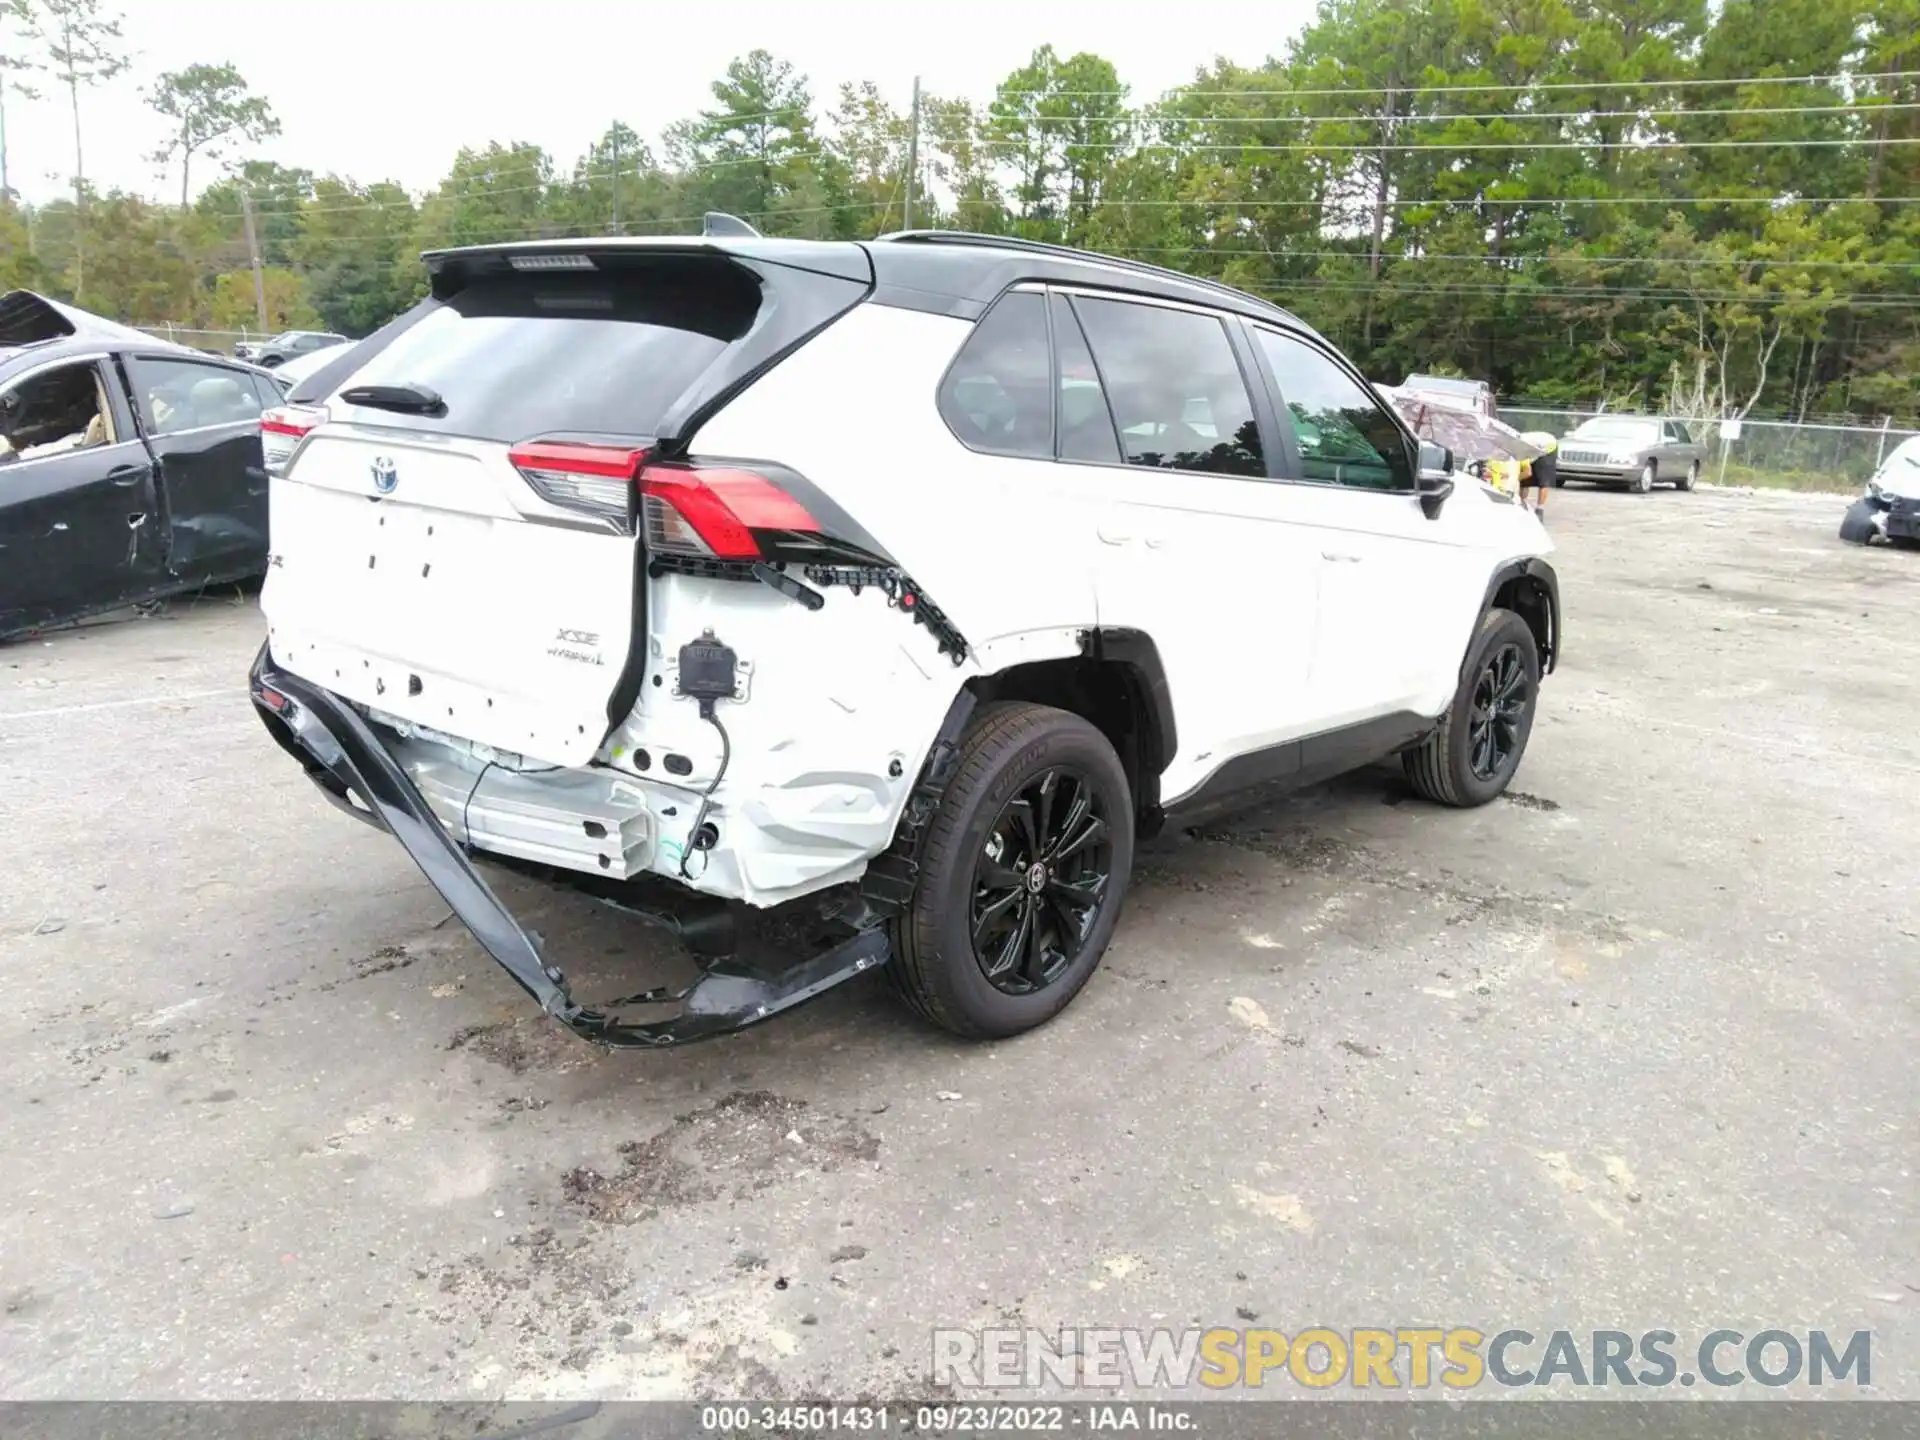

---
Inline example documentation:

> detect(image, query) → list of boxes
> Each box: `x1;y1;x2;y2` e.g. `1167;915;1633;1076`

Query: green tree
207;266;317;332
291;177;419;335
146;63;281;211
0;0;40;200
27;0;127;302
663;50;826;233
414;141;554;251
0;195;48;288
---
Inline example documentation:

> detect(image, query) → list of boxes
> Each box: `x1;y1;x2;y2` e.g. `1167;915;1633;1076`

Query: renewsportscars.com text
932;1327;1873;1391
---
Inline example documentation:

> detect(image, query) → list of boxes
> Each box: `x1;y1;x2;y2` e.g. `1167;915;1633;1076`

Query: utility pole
903;74;920;230
610;128;622;235
239;184;268;332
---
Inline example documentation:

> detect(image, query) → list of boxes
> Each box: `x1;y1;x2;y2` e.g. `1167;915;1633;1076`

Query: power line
1246;277;1920;307
1035;100;1920;126
991;136;1920;153
996;68;1920;100
1124;246;1920;269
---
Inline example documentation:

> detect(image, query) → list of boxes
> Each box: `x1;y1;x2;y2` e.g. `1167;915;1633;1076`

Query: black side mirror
1415;440;1454;519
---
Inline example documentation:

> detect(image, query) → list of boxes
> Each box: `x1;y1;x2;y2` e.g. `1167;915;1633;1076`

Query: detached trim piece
249;645;890;1047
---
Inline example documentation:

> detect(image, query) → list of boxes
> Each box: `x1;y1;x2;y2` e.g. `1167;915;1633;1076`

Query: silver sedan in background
1555;415;1707;493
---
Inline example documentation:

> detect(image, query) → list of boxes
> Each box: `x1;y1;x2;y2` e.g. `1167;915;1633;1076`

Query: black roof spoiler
871;229;1292;321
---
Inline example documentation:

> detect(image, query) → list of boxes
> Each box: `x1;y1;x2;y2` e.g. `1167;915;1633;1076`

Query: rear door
261;246;870;768
124;354;271;583
0;354;165;637
1060;289;1323;801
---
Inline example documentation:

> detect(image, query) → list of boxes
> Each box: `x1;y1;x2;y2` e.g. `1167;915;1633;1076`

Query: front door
1246;326;1487;724
0;356;164;638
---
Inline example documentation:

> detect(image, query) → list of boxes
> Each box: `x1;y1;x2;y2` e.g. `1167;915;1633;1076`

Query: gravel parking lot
2;486;1916;1402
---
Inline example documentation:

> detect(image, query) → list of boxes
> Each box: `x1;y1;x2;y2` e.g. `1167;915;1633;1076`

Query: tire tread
887;702;1109;1038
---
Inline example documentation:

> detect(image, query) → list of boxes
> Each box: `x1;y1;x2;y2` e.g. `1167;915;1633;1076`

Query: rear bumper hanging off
247;645;890;1047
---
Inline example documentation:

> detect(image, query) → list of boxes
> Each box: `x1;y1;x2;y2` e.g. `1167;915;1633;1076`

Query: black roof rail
872;229;1286;315
703;211;762;238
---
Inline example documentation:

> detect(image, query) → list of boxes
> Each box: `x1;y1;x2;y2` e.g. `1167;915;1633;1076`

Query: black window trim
1245;320;1421;497
1046;283;1285;484
125;351;270;440
0;349;140;465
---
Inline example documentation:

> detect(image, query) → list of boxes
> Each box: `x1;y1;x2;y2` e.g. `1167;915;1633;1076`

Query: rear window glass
327;261;762;443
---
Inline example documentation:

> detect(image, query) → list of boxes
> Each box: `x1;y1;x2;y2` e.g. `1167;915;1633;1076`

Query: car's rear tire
1838;499;1880;545
1402;609;1541;808
1632;462;1656;494
889;702;1134;1040
1675;461;1700;491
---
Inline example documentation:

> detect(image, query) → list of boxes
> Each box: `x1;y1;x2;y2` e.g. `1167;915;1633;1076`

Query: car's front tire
1838;499;1880;545
1403;608;1541;808
890;702;1134;1039
1632;462;1656;494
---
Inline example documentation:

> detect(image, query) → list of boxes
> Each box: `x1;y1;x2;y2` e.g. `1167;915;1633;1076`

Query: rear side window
1069;295;1264;477
128;357;266;435
1051;294;1120;465
328;259;764;443
938;290;1052;460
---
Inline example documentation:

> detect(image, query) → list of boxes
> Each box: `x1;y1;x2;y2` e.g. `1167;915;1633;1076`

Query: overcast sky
3;0;1316;206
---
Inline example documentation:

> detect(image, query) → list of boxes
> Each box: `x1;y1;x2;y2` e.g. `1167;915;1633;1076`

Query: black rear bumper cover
248;644;889;1047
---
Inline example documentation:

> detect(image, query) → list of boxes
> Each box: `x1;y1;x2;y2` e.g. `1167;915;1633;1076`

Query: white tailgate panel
263;432;638;769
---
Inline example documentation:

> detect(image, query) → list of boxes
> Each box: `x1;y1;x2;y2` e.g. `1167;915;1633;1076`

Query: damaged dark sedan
0;290;291;643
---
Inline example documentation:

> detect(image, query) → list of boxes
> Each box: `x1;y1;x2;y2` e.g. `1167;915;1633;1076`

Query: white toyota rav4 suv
249;224;1559;1048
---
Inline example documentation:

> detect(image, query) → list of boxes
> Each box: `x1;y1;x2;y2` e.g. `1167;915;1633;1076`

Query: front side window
1070;295;1264;476
1254;329;1412;491
0;361;115;465
129;358;266;436
938;290;1053;460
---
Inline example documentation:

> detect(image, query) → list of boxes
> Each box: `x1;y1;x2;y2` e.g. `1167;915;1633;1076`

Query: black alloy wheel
970;767;1112;996
1467;642;1531;782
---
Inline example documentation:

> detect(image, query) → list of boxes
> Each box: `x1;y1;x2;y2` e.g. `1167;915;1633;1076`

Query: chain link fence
1503;406;1917;492
130;325;262;356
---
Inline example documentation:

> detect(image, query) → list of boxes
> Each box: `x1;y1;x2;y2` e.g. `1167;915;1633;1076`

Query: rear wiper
339;382;445;416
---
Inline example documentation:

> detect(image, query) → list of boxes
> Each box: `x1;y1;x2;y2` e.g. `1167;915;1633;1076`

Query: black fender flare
1473;557;1561;676
1078;626;1179;776
1838;497;1882;546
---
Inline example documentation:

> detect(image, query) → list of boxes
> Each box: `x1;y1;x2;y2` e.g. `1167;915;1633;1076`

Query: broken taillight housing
261;405;326;477
639;464;820;560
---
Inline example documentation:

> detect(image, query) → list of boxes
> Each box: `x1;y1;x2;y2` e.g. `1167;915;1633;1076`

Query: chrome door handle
109;465;145;488
1321;550;1362;563
1097;524;1133;545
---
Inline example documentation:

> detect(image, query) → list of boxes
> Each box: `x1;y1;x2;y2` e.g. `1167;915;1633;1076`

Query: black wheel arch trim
1076;626;1178;776
1475;556;1560;676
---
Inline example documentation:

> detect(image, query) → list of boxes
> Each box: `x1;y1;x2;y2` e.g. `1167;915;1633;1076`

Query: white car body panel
1870;435;1920;500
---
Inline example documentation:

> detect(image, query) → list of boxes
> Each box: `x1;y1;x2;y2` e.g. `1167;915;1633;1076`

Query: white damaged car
249;223;1560;1048
1840;434;1920;549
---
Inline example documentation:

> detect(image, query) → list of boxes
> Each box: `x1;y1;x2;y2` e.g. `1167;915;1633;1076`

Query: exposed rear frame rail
249;646;890;1047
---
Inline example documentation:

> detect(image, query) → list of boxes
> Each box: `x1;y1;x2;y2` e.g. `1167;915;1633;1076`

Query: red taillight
505;440;821;555
639;463;820;560
261;405;325;476
508;441;650;530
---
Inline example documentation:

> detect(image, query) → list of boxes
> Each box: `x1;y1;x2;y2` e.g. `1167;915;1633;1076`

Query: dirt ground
1;484;1915;1401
